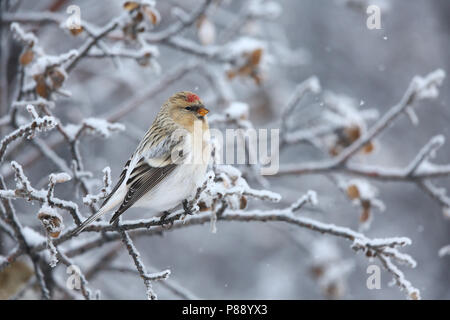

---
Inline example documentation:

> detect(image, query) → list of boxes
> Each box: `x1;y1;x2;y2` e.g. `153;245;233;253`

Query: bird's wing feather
72;130;186;236
100;157;131;208
108;132;188;223
109;159;177;223
72;156;132;235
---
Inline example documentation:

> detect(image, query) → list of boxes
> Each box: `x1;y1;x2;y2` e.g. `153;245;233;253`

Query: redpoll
74;91;210;234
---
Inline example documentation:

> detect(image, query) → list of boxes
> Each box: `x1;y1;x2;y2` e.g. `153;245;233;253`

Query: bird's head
164;91;210;130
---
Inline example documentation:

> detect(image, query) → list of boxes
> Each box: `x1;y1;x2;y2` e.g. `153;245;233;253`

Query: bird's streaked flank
73;91;210;235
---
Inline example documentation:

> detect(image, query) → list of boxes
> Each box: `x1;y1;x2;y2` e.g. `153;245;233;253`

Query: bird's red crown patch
186;93;200;103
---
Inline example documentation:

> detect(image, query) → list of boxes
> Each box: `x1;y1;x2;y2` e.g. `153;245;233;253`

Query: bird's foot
159;211;173;229
182;199;194;215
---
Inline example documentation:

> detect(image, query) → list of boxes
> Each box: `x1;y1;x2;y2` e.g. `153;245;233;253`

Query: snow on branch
64;118;125;141
280;76;321;145
1;1;444;301
0;161;83;225
277;70;450;220
0;105;56;161
10;22;38;46
117;227;159;300
406;135;445;175
221;203;420;300
145;0;213;42
0;176;50;299
83;167;112;206
70;189;419;299
337;69;445;163
290;190;318;212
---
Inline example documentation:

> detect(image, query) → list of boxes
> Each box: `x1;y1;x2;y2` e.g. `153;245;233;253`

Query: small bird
73;91;211;235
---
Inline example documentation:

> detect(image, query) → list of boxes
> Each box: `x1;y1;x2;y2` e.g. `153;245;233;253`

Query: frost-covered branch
54;247;93;300
1;1;443;301
83;167;112;206
146;0;213;42
277;70;450;217
0;161;83;225
0;105;56;161
280;76;321;146
0;176;51;299
44;190;418;299
117;226;161;300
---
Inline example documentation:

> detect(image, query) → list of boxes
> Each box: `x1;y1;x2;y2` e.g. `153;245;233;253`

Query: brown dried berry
346;184;360;200
123;1;140;11
410;292;419;300
227;48;264;85
19;50;34;66
362;141;375;154
33;74;50;99
310;265;324;278
249;48;263;66
344;125;361;144
239;196;247;210
69;26;84;36
198;201;210;212
38;210;63;239
48;68;65;90
360;201;371;223
142;5;160;25
135;11;144;22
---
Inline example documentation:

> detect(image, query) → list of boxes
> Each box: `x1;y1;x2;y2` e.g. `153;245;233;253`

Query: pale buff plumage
73;91;210;235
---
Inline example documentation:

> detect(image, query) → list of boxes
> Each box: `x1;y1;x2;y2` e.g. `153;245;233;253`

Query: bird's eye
185;106;192;111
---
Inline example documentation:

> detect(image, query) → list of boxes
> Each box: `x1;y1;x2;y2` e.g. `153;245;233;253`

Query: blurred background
0;0;449;299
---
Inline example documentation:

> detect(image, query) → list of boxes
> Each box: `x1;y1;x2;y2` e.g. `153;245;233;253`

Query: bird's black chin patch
197;115;204;121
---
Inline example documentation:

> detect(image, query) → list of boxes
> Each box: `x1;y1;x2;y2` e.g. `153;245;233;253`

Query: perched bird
73;91;211;235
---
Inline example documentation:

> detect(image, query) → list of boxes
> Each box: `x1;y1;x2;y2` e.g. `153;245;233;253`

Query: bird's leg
182;199;194;215
111;218;120;230
160;211;171;221
159;211;173;229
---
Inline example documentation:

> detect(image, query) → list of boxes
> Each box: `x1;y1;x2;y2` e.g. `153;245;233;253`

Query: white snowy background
0;0;449;300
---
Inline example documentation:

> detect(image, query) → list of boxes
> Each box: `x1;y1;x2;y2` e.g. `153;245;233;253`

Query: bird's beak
197;107;209;116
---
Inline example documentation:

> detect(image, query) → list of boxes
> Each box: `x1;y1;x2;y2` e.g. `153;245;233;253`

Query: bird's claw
182;199;193;215
159;211;173;229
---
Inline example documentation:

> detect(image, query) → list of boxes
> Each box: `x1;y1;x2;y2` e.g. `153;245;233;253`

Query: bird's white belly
134;163;207;213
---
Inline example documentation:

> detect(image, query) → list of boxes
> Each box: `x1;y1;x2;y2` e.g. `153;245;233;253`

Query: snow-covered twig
277;70;450;217
65;16;124;73
1;1;442;302
0;161;83;225
54;248;93;300
280;76;321;145
52;191;419;299
100;266;196;299
117;226;159;300
146;0;213;42
0;105;56;161
406;135;445;175
0;175;50;299
83;167;112;206
377;254;420;300
338;69;445;163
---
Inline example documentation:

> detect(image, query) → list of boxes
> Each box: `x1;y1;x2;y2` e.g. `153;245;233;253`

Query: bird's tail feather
72;184;127;236
72;206;108;236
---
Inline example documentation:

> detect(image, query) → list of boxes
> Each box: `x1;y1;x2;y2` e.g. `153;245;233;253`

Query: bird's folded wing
109;159;177;223
100;157;131;208
108;133;188;223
